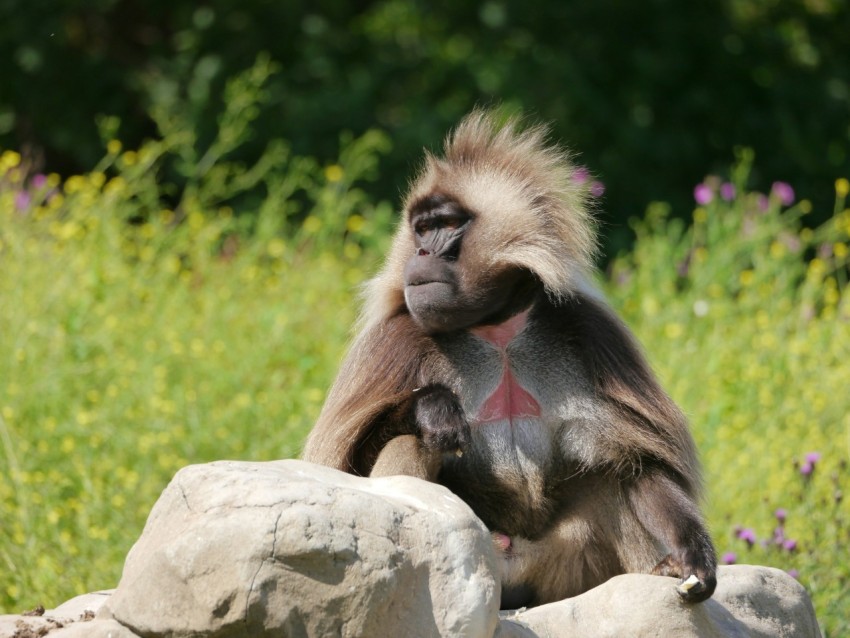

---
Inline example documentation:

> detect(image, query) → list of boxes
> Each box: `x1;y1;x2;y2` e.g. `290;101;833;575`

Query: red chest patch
470;310;541;424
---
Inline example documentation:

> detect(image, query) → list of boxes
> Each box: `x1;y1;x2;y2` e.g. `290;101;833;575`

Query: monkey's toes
676;573;716;603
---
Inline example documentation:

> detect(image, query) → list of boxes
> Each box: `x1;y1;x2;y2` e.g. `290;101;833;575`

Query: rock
1;461;822;638
49;618;140;638
0;614;63;638
497;564;822;638
46;590;114;622
103;459;500;638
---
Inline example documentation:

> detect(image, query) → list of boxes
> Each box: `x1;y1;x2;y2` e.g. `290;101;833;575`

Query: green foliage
606;157;850;636
2;0;849;254
0;94;393;610
1;84;849;632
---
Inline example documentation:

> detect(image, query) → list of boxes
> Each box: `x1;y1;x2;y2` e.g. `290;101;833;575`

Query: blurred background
2;0;849;254
1;1;849;635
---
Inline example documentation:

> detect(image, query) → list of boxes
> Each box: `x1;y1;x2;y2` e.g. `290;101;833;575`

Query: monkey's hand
411;384;471;456
652;551;717;603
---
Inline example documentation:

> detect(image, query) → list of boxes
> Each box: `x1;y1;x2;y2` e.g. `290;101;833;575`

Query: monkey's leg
370;434;442;480
628;470;717;603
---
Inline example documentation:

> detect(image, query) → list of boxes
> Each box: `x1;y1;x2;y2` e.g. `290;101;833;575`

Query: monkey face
403;193;536;334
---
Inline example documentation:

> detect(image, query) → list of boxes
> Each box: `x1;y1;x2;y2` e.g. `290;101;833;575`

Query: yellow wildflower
324;164;344;182
303;215;322;233
347;214;365;233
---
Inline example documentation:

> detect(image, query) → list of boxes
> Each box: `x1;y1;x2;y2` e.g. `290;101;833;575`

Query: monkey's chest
460;310;546;428
437;315;559;532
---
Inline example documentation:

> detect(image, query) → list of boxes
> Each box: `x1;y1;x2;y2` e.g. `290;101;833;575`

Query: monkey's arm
303;315;468;477
561;294;700;489
629;468;717;602
557;294;717;599
302;314;426;474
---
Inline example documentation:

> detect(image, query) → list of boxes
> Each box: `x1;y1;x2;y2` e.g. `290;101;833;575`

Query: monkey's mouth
404;280;454;297
405;278;450;287
404;281;454;304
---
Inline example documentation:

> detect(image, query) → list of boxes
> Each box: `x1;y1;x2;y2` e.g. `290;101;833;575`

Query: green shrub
1;135;847;634
0;91;393;609
606;152;850;636
3;0;849;253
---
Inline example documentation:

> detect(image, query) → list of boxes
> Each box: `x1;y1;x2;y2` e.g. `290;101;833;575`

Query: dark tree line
2;0;848;254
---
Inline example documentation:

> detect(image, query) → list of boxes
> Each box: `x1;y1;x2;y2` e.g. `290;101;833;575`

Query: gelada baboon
303;110;717;608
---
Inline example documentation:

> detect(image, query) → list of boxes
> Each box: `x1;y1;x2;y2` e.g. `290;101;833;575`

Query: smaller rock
0;615;63;638
49;618;140;638
497;564;821;638
47;590;115;623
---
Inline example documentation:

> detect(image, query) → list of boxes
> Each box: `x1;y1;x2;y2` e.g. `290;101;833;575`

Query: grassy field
1;130;848;635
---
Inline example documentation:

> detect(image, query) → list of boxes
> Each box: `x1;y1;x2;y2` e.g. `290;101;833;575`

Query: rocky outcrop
499;564;821;637
1;460;822;637
104;459;500;637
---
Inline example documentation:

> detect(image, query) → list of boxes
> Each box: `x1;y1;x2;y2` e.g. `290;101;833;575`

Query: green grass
1;136;848;636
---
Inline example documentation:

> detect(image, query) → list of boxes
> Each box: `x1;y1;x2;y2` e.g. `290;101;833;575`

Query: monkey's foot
675;573;715;603
652;554;717;603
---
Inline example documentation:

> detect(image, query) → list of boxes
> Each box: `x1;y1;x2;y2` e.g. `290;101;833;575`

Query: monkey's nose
417;248;431;256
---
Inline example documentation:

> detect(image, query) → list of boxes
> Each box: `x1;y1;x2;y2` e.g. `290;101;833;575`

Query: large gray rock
498;564;822;638
103;459;500;638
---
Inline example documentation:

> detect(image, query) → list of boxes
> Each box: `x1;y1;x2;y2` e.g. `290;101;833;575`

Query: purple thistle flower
720;182;736;201
590;180;605;198
756;193;770;212
779;232;802;252
787;569;799;580
722;552;737;565
31;173;48;190
783;539;797;552
694;183;713;205
572;167;590;185
818;243;833;259
805;452;822;465
14;190;31;211
774;508;787;524
799;451;821;478
771;181;795;206
736;528;757;546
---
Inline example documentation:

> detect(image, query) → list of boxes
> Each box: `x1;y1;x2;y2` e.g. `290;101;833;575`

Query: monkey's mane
362;109;598;328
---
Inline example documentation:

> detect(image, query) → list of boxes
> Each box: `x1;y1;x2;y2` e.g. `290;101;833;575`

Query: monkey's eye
441;215;466;230
413;213;468;236
414;219;434;236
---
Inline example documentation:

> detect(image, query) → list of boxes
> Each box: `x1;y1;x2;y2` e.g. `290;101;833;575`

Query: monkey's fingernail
678;575;700;593
455;448;464;458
